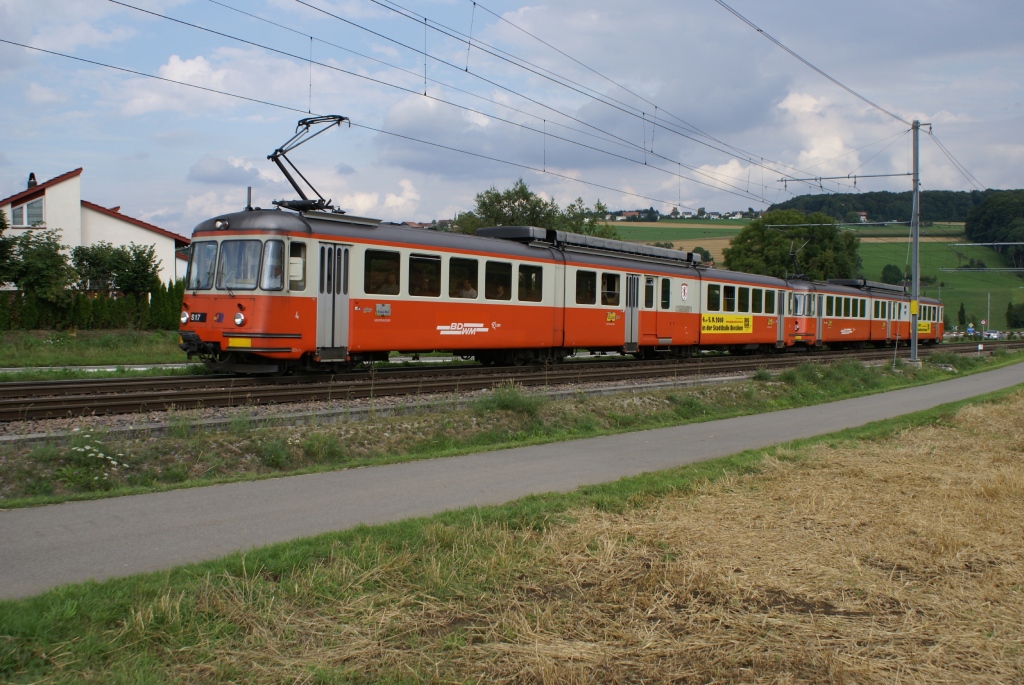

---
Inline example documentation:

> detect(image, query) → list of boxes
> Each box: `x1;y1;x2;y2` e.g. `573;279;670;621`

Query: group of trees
722;210;860;280
965;190;1024;268
450;179;616;239
769;189;999;224
0;209;183;331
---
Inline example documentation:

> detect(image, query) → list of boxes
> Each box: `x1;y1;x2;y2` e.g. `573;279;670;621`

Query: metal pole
987;292;990;336
910;120;920;363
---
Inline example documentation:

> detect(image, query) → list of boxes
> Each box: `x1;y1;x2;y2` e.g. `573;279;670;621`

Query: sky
1;0;1022;237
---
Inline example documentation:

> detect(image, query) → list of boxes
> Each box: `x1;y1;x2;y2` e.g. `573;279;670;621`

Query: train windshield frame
186;241;218;291
216;239;262;291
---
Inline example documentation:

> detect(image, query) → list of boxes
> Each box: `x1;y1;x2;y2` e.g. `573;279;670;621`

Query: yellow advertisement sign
701;314;753;334
917;321;932;334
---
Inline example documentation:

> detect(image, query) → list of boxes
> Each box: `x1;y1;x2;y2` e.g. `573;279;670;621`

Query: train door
776;290;785;348
316;243;350;355
885;300;893;343
815;293;824;344
624;273;640;353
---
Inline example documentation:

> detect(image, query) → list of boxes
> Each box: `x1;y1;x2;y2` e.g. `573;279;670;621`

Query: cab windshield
187;241;217;290
216;240;262;291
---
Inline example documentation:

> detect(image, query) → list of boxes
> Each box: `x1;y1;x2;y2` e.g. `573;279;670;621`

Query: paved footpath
4;362;1024;600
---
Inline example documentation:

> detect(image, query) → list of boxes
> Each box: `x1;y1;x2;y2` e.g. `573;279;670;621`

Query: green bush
302;433;345;463
474;383;545;417
258;438;291;469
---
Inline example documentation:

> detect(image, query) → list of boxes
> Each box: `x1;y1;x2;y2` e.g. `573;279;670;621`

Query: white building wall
81;206;181;284
43;175;82;246
2;175;82;246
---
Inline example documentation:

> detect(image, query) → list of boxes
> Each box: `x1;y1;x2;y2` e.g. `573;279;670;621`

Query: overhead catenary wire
712;0;910;126
114;0;775;204
299;0;860;196
0;38;703;212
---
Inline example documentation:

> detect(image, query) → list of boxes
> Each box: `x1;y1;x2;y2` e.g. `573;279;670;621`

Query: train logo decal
700;314;752;334
680;283;688;301
437;322;490;336
841;328;854;335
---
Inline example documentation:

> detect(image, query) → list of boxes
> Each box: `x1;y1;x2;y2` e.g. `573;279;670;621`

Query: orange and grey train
178;207;943;374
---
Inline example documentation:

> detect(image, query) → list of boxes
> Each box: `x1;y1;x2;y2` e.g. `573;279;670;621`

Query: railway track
0;342;1017;422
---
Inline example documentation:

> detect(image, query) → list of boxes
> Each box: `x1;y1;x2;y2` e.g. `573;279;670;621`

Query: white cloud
383;179;421;214
25;83;66;105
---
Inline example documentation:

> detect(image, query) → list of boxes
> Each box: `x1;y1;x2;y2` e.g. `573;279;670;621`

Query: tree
10;229;77;306
696;207;706;218
452;179;616;238
958;302;966;327
112;243;162;299
669;207;680;218
556;198;615;238
880;264;905;285
691;246;713;263
721;209;860;280
0;209;14;286
965;190;1024;268
72;241;119;293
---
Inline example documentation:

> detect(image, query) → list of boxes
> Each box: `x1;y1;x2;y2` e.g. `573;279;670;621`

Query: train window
860;299;867;318
661;278;671;310
365;249;401;295
601;273;620;306
723;285;736;312
644;277;655;309
449;257;478;298
342;248;349;295
752;288;762;314
738;287;750;313
518;264;543;302
186;241;217;291
707;284;721;311
485;261;512;300
764;290;775;315
409;254;441;298
841;297;850;318
259;240;285;291
288;242;306;292
335;248;344;295
826;296;834;317
216;239;261;291
576;271;596;305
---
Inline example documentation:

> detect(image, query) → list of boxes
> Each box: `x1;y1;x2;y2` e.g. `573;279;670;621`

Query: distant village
400;206;819;230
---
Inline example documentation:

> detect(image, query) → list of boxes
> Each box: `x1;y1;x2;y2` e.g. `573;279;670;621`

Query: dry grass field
82;390;1024;684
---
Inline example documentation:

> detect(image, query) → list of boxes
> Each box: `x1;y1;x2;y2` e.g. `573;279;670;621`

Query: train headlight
234;312;245;326
180;311;189;325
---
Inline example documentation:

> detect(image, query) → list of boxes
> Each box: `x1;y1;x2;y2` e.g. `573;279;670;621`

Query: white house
0;169;190;284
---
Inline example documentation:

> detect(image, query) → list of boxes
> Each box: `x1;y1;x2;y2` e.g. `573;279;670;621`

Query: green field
610;224;741;243
858;241;1024;329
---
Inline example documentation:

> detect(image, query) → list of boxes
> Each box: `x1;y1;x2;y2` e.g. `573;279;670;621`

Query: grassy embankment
0;330;188;369
2;358;1023;682
1;351;1020;510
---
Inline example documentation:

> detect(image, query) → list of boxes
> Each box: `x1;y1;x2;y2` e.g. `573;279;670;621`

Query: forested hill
768;189;1003;223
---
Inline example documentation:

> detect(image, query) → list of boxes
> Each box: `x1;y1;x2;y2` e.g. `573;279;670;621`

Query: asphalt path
3;361;1024;600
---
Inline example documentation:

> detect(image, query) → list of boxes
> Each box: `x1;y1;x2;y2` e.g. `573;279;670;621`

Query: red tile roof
0;168;83;207
81;201;190;246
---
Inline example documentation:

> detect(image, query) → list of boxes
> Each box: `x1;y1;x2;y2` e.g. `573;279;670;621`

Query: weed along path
3;362;1024;600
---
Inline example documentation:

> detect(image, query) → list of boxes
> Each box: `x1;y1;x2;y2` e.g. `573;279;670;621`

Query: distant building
856;211;868;223
0;169;190;283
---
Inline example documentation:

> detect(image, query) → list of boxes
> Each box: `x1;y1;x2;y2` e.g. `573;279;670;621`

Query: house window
11;198;43;227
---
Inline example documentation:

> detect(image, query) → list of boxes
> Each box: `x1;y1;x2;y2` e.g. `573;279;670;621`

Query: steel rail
1;341;1016;422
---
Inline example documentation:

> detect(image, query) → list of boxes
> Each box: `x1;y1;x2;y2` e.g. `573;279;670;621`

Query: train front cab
179;222;318;374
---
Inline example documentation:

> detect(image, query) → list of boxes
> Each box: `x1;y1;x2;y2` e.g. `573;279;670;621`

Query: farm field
2;367;1022;683
858;241;1024;329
